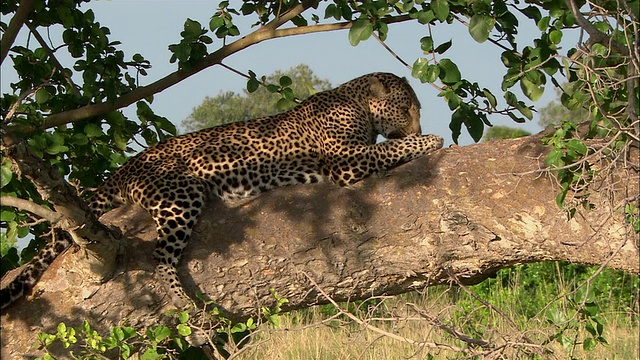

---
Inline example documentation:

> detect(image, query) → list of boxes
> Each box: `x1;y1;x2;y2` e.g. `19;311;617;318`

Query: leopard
1;72;443;310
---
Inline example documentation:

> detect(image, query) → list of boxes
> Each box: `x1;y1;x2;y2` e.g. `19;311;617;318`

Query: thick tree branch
0;195;61;224
1;127;120;282
7;14;414;134
565;0;631;56
0;0;34;65
2;131;637;358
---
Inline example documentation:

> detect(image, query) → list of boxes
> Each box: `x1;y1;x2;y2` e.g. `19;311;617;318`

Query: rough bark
1;131;638;358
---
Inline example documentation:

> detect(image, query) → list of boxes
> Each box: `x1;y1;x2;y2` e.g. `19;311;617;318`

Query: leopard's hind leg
140;175;207;308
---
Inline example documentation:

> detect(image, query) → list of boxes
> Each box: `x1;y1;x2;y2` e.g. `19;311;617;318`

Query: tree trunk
1;131;638;358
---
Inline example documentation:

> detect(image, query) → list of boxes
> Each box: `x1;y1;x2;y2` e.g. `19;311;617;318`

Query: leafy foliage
181;64;331;132
1;0;176;270
35;315;196;359
446;262;638;357
34;290;288;359
538;86;591;128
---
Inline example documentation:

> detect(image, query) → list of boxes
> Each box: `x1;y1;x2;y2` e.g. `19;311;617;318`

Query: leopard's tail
0;230;73;310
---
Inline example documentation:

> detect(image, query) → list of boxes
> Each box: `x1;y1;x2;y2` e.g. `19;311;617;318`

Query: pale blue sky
2;0;575;145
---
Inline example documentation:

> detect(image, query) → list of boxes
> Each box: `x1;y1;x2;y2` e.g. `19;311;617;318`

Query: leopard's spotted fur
1;72;443;309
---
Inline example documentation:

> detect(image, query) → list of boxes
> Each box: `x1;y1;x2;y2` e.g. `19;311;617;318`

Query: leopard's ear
367;76;390;99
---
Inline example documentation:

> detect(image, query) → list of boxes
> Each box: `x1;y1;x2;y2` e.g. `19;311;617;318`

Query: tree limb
1;127;120;283
0;0;34;65
1;131;637;358
564;0;631;56
0;195;61;224
7;14;414;134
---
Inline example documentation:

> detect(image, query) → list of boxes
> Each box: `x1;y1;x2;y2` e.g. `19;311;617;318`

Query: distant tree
482;125;531;141
182;64;332;131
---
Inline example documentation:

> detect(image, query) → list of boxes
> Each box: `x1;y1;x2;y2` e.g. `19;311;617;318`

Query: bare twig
2;82;51;124
302;272;468;353
406;303;489;347
25;21;82;97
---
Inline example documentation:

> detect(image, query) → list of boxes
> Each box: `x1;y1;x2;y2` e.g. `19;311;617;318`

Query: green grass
233;263;638;359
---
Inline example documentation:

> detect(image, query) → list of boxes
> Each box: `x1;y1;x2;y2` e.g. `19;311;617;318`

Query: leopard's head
363;73;422;139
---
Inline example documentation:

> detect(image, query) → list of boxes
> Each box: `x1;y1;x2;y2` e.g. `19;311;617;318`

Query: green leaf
520;5;542;22
246;317;255;329
438;58;461;84
1;161;13;188
35;88;51;104
583;337;597;351
520;76;545;101
324;4;340;20
465;114;484;142
420;36;434;52
591;43;608;56
246;77;259;93
176;323;191;336
231;322;247;334
507;111;526;123
279;75;292;87
431;0;450;22
416;9;435;24
45;144;69;155
377;22;388;41
0;210;16;222
141;348;160;360
112;326;125;341
504;91;518;106
434;39;452;54
349;19;373;46
556;181;570;207
241;2;255;15
183;18;204;40
179;311;189;324
469;14;495;43
549;29;563;44
516;103;534;120
450;108;464;144
57;322;67;334
120;344;132;359
500;51;521;68
441;88;461;110
70;133;88;145
412;58;439;83
545;148;563;167
84;123;104;138
152;326;171;342
566;139;587;156
276;98;295;111
483;89;497;108
280;87;295;101
537;16;550;31
153;117;177;136
17;225;29;238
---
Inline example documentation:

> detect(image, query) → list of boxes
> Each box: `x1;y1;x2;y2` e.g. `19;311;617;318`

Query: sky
1;0;576;146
